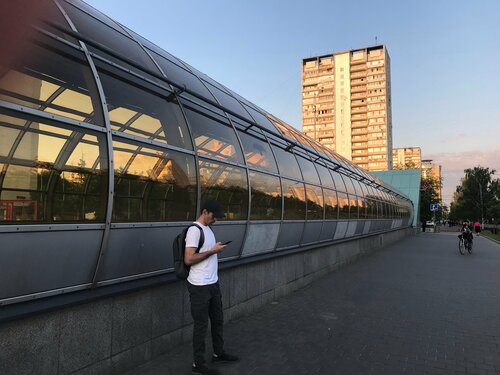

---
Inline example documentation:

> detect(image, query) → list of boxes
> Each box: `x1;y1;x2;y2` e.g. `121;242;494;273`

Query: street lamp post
478;181;484;225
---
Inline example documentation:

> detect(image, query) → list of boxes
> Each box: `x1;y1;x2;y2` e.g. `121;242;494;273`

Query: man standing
184;199;239;375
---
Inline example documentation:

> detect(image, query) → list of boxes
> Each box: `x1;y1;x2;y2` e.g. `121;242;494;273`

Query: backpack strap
189;223;205;253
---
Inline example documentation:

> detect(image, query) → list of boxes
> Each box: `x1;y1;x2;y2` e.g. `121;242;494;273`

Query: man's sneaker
212;352;239;363
192;363;219;375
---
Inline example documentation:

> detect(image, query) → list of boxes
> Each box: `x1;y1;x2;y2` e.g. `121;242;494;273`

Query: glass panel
249;171;281;220
282;178;306;220
324;189;339;220
204;82;253;122
305;184;324;220
358;182;368;197
315;164;334;189
112;140;196;222
296;156;321;185
184;107;244;164
0;114;107;223
367;199;377;218
337;192;350;219
199;159;248;221
241;104;277;133
99;71;192;150
60;1;162;82
358;198;368;219
271;145;302;180
148;50;216;101
349;195;359;219
343;176;357;195
273;120;298;143
330;171;346;192
238;131;278;173
0;38;102;125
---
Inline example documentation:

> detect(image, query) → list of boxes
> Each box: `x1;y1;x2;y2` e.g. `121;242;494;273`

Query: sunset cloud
425;148;500;206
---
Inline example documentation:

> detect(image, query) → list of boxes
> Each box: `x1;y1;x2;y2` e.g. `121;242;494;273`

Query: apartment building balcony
351;121;368;128
351;99;366;107
367;75;385;82
351;128;368;135
351;114;367;121
318;91;334;98
352;157;369;164
351;107;367;114
368;149;388;155
350;64;366;72
352;143;368;150
351;85;366;94
351;78;366;85
351;93;367;99
351;71;367;79
352;135;368;141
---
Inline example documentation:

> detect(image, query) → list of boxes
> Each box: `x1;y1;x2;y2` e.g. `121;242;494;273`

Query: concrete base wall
0;228;410;374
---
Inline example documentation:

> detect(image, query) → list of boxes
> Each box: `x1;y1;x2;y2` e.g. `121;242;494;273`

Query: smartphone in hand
221;240;232;245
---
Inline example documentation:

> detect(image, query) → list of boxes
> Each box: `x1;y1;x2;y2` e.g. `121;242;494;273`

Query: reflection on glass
358;198;368;219
366;199;377;219
199;159;248;220
100;72;192;150
149;50;215;101
315;164;334;188
0;114;107;222
249;171;281;220
60;1;162;83
241;104;277;133
0;40;102;125
112;140;196;221
343;177;357;195
238;131;278;173
185;108;244;164
349;195;359;219
204;83;253;122
337;192;350;219
305;184;324;220
271;145;302;180
282;178;306;220
296;156;321;185
324;189;338;220
330;171;346;192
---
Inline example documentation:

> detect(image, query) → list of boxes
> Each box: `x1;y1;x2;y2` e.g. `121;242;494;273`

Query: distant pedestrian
184;199;239;375
474;220;481;234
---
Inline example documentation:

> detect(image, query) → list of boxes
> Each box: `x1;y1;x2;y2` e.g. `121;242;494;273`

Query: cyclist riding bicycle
459;220;474;247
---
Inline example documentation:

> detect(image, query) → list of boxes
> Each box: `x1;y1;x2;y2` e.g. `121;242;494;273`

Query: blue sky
84;0;500;207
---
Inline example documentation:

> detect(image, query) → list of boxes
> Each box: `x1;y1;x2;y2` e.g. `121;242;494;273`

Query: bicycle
458;234;473;255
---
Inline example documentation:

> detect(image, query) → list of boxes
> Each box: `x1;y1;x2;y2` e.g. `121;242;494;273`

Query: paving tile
126;233;500;374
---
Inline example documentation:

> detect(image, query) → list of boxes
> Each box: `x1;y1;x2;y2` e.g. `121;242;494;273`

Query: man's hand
185;242;227;266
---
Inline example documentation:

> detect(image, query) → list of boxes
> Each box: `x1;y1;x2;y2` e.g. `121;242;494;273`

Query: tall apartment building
393;147;422;169
302;45;393;171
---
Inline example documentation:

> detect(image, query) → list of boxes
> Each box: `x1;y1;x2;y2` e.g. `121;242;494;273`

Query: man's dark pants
187;281;224;365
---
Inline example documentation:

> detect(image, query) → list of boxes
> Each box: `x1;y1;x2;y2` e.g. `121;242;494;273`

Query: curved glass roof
1;0;409;204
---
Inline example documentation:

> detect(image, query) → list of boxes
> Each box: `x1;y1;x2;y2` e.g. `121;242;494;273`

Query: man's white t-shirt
185;221;218;286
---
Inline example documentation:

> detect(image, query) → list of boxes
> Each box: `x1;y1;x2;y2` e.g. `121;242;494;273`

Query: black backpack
173;223;205;279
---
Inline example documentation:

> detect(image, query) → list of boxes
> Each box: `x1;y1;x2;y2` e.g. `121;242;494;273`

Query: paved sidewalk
127;233;500;374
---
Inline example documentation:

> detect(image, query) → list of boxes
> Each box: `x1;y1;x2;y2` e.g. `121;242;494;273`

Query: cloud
424;148;500;206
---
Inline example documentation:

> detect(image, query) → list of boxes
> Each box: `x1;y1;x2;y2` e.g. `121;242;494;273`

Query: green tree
419;176;441;223
449;166;500;223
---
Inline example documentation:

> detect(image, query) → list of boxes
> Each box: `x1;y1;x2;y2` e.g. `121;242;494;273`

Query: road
128;232;500;374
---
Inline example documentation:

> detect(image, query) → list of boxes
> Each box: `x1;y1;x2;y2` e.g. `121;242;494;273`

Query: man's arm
184;242;226;266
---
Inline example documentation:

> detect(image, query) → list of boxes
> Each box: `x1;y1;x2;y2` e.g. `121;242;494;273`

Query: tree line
449;166;500;224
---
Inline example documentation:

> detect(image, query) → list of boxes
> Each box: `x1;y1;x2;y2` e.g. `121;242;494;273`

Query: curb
480;234;500;246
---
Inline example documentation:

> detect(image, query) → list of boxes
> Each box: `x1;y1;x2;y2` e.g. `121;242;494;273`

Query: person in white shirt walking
184;199;239;375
